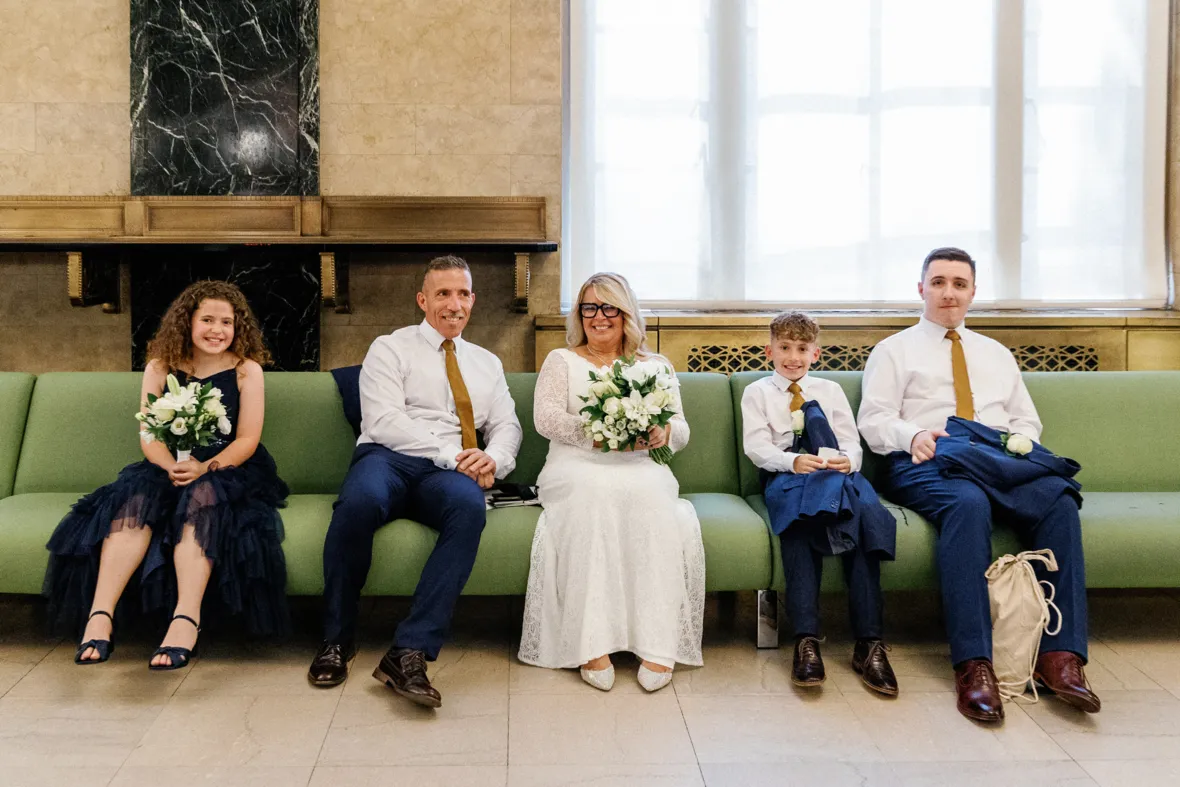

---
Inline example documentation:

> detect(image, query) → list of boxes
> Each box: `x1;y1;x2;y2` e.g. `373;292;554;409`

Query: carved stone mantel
0;195;556;313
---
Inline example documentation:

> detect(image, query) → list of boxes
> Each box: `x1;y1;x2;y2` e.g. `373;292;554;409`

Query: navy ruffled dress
43;367;290;638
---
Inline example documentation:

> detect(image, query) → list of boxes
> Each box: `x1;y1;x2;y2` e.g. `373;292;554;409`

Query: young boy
741;311;898;696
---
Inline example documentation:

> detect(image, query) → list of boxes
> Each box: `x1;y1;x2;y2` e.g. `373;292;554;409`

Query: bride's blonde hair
566;273;651;358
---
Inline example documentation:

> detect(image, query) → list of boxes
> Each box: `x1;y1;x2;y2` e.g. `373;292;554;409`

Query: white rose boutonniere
790;409;805;436
1002;432;1034;456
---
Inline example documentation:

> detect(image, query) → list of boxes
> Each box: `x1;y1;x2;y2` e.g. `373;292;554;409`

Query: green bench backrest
15;373;145;494
732;369;1180;497
0;373;35;499
1025;371;1180;492
260;373;358;494
14;370;742;497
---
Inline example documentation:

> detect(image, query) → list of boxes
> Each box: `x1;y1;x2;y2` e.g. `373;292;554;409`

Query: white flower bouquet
578;356;681;465
135;373;231;461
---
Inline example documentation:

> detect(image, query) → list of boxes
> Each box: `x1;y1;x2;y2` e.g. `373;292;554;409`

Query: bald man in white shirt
858;247;1098;723
308;255;523;708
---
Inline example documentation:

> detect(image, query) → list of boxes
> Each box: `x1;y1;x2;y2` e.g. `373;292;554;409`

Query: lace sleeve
534;351;594;449
654;355;690;454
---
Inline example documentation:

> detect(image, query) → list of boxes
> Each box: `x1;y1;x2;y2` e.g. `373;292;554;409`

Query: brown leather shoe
954;659;1004;722
852;639;898;697
308;642;355;687
1034;651;1101;713
373;647;442;708
792;635;826;687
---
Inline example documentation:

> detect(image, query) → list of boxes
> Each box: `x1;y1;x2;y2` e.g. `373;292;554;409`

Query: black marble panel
130;248;320;371
131;1;319;196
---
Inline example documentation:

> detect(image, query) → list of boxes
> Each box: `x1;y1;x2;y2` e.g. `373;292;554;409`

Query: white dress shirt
741;372;864;474
358;320;523;477
857;316;1042;456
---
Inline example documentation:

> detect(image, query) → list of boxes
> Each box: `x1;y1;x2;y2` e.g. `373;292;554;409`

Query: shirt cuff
433;444;464;471
484;446;515;480
896;423;925;455
782;451;801;473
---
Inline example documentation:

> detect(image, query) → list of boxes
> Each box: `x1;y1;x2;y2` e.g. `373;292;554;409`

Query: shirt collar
417;319;462;351
771;371;810;392
917;315;966;339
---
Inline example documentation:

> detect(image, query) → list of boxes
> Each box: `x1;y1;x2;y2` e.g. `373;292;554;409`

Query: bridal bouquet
579;357;681;465
136;373;231;461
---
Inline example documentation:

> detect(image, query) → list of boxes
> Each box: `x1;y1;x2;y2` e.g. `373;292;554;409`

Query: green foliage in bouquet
577;356;681;465
135;373;231;454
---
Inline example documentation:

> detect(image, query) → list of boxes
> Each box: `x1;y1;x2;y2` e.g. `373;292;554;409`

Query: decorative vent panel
687;344;1101;373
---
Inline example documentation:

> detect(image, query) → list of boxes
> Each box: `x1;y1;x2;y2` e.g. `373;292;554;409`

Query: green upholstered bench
0;371;771;599
3;368;1178;649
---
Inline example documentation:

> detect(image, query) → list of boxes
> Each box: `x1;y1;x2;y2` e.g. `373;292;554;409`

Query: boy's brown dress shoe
792;635;826;687
1034;651;1101;713
852;639;898;697
954;658;1004;722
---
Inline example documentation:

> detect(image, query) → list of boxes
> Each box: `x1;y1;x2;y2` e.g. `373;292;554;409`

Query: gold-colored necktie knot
442;339;477;450
787;382;805;412
945;329;974;419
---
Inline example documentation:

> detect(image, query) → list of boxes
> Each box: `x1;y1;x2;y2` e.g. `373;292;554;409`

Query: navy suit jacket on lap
764;400;896;559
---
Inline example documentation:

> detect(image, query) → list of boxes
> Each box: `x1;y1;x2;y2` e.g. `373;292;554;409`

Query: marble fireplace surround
0;195;555;316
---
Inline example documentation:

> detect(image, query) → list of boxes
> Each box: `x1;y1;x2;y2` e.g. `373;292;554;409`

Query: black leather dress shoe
308;642;355;687
373;646;442;708
792;635;826;687
852;638;899;697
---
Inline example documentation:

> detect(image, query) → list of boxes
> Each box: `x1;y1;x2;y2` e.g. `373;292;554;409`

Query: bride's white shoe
580;664;615;691
637;664;673;692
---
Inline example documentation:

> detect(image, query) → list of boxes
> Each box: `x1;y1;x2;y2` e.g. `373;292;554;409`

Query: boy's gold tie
945;329;974;419
442;339;477;450
788;382;805;412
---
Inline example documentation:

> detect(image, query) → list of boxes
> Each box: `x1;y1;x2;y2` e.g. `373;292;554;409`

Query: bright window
564;0;1169;308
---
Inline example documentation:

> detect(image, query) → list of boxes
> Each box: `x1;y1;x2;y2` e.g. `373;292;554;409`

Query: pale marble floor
2;590;1180;787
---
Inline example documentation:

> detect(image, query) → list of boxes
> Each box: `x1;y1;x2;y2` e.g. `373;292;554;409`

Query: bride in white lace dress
518;273;705;692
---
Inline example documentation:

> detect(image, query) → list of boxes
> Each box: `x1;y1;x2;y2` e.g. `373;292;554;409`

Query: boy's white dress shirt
742;372;863;474
857;317;1042;456
357;320;523;478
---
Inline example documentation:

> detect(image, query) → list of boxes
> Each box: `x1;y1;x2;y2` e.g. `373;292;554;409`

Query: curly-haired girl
44;280;290;670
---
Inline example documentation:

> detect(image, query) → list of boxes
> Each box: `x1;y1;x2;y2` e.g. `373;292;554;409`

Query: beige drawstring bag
985;549;1062;702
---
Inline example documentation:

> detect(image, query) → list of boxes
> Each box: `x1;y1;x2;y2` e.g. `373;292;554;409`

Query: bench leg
756;589;780;648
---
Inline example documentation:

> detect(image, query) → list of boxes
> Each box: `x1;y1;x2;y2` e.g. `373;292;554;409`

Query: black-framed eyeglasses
579;302;622;318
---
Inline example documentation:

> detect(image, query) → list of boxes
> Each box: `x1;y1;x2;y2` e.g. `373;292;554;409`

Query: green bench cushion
0;491;770;595
0;373;34;500
747;491;1180;592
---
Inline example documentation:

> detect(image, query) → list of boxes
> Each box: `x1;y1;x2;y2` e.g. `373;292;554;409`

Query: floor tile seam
0;636;62;700
671;679;708;783
111;695;173;777
312;673;349;768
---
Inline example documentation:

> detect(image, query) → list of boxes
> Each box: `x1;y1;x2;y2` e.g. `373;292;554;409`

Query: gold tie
788;382;805;412
442;339;477;450
946;329;974;419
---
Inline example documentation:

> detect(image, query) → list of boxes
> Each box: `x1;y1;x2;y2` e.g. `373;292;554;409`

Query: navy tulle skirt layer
43;446;291;639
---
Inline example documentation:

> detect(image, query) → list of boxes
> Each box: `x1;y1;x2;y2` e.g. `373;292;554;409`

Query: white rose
170;419;189;436
206;399;227;417
593;432;605;442
1007;433;1033;455
791;409;806;433
603;397;621;415
150;400;176;421
590;419;604;433
184;403;197;415
217;416;232;435
607;438;620;450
